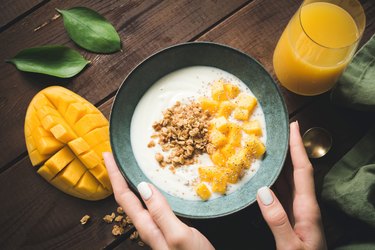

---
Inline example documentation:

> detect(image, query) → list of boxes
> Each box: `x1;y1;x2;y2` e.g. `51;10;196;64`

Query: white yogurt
130;66;267;200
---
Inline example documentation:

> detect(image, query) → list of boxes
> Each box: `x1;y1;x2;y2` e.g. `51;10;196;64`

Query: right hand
256;121;327;250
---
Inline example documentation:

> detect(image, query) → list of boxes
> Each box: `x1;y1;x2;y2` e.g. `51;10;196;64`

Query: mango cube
68;137;90;155
36;136;64;155
82;126;109;147
196;183;211;201
227;124;242;147
221;144;235;158
29;150;51;167
216;101;235;118
199;97;219;114
224;83;240;99
211;116;230;134
65;102;87;126
212;171;228;194
210;151;226;167
37;164;56;181
223;168;240;184
227;148;250;170
50;124;77;143
74;172;100;197
92;141;112;156
89;164;112;190
78;150;101;169
211;81;227;102
53;159;87;187
236;93;257;112
244;135;266;159
41;115;63;130
44;147;75;176
209;129;227;148
233;107;250;121
198;166;219;182
242;120;262;136
74;114;107;136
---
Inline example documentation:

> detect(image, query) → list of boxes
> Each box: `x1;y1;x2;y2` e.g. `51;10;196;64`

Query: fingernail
137;182;152;200
257;186;273;206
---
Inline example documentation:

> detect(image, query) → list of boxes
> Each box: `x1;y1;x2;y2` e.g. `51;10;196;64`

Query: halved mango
25;86;112;200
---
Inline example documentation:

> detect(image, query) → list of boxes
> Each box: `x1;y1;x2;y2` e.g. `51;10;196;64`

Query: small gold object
302;127;332;159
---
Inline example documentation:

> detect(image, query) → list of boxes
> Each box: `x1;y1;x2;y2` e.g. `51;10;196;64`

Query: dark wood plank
0;0;250;170
0;0;46;30
0;157;131;249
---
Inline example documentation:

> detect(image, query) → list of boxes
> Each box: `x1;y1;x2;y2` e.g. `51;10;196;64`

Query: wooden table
1;0;374;249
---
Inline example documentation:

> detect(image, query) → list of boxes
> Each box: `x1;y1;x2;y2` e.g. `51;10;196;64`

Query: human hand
256;121;327;250
103;152;215;250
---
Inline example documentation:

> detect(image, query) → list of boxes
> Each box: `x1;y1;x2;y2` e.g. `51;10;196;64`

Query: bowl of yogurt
110;42;289;218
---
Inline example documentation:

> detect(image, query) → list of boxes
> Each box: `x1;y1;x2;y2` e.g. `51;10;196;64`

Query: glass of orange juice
273;0;366;96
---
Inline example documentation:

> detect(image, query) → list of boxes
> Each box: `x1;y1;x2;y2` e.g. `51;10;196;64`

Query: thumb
257;186;301;249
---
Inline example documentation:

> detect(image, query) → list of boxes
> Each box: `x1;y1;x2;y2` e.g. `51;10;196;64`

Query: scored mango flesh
25;86;112;200
196;80;266;200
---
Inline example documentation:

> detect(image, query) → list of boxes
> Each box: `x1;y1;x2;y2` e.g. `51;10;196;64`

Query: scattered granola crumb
114;215;123;222
138;241;145;247
147;140;155;148
125;215;132;224
103;212;116;223
130;231;139;240
117;207;124;214
152;101;212;169
112;225;125;236
80;215;90;225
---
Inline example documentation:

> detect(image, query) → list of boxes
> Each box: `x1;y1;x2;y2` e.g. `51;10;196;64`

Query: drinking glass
273;0;366;96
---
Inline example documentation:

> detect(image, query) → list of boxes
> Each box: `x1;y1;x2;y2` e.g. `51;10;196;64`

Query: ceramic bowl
110;42;289;218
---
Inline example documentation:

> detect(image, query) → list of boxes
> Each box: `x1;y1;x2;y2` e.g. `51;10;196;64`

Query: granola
80;215;90;225
151;101;212;169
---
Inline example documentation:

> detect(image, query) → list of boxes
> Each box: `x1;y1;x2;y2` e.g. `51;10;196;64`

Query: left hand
103;152;215;250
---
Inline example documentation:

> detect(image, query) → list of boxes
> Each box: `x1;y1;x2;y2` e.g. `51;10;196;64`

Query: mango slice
25;86;112;200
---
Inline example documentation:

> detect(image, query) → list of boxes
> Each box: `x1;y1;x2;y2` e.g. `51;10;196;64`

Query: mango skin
25;86;113;200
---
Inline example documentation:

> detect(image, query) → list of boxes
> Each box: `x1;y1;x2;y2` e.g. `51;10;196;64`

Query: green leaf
7;45;90;78
57;7;121;53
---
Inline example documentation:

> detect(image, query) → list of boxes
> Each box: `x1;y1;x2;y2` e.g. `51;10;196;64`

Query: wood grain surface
1;0;374;249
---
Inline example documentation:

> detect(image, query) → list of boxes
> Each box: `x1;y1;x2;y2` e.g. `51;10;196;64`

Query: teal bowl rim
110;41;289;219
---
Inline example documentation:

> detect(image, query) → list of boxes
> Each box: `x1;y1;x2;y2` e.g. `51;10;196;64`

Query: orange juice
273;2;361;96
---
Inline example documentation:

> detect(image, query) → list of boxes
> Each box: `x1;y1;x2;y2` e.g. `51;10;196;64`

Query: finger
257;186;301;249
137;182;191;248
103;153;168;249
289;121;316;198
274;171;294;225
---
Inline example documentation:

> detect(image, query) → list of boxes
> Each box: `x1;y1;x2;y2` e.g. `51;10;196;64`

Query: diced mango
53;159;87;187
236;93;257;112
199;97;219;114
25;135;36;152
244;135;266;159
82;126;109;147
227;124;242;147
212;171;227;194
242;120;262;136
216;101;235;118
211;80;227;102
211;116;230;134
89;164;112;190
44;147;75;176
25;86;112;200
198;166;219;182
92;141;112;156
210;150;226;167
65;102;87;126
227;148;250;170
222;168;240;184
221;144;235;158
196;183;211;201
78;150;101;169
74;114;107;136
209;129;227;148
50;124;77;143
37;164;56;181
68;137;90;155
233;107;250;121
35;136;64;155
32;93;54;110
29;150;51;166
74;172;100;197
224;83;240;99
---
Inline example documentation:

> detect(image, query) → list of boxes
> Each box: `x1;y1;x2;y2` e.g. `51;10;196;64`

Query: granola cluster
150;101;213;170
